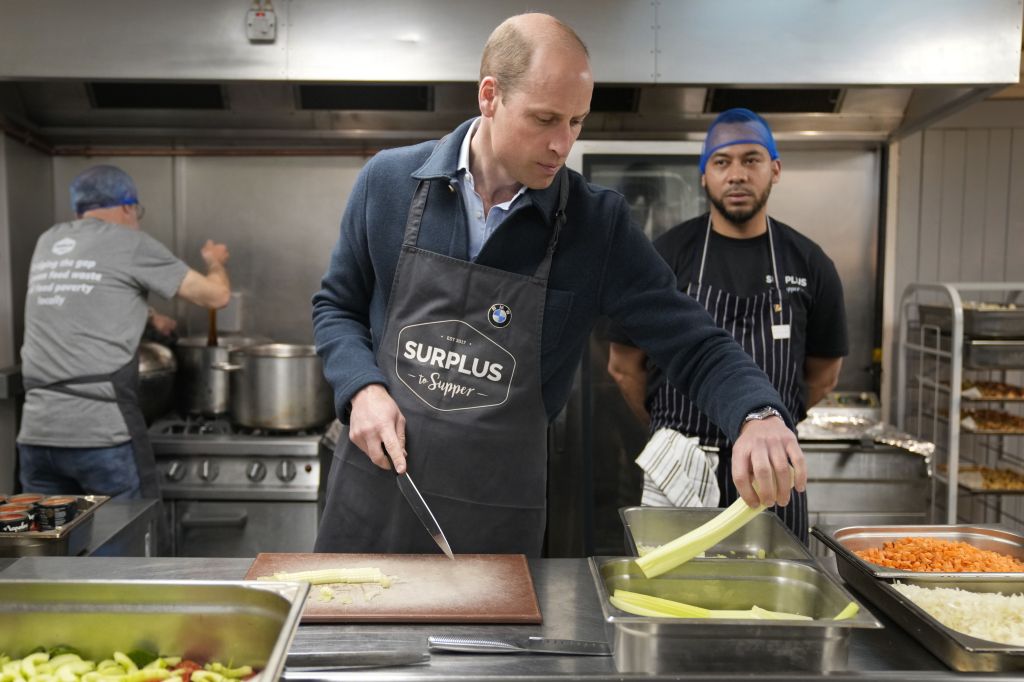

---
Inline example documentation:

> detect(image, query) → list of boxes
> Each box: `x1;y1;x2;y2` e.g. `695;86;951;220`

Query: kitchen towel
636;428;720;507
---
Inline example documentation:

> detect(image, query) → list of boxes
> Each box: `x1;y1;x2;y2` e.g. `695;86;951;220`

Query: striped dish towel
636;427;720;507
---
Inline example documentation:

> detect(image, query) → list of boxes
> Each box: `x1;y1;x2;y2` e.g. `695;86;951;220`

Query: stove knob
247;461;267;482
277;459;297;482
199;459;219;482
165;461;186;482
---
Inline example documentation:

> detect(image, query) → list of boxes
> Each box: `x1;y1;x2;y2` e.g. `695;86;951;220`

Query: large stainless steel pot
138;341;176;424
173;335;268;416
214;343;333;431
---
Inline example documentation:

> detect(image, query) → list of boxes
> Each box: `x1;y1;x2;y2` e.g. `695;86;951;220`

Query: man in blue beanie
17;164;233;502
608;108;848;542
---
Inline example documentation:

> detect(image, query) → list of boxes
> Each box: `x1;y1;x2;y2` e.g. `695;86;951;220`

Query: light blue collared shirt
456;118;528;260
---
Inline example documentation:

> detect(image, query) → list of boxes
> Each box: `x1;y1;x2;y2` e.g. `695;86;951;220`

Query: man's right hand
201;240;230;268
349;384;408;473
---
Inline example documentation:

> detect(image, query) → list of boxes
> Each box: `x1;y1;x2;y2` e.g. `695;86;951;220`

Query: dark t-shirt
611;213;848;424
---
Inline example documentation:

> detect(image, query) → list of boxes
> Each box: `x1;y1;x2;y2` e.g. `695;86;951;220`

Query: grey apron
665;217;808;542
316;170;568;556
22;352;161;499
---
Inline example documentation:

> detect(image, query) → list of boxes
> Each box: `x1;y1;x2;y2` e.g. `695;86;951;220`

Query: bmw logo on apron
488;303;511;328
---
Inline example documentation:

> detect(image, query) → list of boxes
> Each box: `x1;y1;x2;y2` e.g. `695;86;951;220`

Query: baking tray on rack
0;495;108;557
813;526;1024;671
919;304;1024;339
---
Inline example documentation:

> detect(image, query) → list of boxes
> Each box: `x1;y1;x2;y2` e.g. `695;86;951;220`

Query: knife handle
381;445;399;476
427;636;522;654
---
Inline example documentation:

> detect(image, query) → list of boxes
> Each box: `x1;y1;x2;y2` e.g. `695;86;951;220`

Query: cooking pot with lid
138;341;176;424
174;335;268;416
213;343;333;431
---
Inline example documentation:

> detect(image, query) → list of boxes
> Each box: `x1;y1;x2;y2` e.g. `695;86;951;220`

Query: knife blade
427;635;611;656
284;649;430;671
382;446;454;559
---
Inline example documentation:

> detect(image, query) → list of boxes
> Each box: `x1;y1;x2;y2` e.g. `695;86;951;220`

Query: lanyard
697;214;784;324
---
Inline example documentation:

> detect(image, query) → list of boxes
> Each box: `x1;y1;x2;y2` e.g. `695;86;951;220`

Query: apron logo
396;320;516;411
51;238;76;256
488;304;511;328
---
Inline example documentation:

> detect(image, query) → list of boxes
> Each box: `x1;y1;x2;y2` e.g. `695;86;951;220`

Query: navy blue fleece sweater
312;119;789;441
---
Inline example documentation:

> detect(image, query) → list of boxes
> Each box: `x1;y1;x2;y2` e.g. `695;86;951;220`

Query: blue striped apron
650;216;808;542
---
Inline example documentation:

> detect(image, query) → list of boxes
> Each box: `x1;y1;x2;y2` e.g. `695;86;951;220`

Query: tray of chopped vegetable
0;579;308;682
811;531;1024;671
813;524;1024;579
589;556;880;673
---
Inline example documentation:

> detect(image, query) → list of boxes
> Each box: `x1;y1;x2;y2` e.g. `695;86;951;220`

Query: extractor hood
0;0;1021;152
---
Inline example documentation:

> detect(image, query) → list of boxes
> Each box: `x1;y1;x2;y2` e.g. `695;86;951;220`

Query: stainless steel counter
2;555;1017;681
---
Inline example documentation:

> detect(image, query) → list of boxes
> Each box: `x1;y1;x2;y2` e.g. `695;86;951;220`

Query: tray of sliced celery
589;557;881;673
621;506;815;561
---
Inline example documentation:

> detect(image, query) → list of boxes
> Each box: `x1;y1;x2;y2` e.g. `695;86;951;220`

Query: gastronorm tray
620;506;815;561
0;495;108;557
0;579;308;682
813;524;1024;580
589;556;880;673
812;530;1024;671
919;304;1024;339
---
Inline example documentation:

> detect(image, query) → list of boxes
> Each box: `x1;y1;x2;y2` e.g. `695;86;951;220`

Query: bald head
480;13;589;99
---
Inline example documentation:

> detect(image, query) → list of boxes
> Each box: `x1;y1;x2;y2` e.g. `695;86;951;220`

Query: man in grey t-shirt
17;165;232;500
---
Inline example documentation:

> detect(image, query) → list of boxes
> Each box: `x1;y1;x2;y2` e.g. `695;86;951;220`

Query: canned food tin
37;496;79;530
0;503;38;530
7;493;45;506
0;510;31;533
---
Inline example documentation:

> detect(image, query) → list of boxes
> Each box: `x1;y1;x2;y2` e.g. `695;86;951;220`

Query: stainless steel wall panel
656;0;1023;85
178;156;364;343
959;130;990;282
937;131;966;280
768;148;879;391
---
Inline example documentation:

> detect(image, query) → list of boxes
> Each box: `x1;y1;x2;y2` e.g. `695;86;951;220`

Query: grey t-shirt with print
18;218;189;447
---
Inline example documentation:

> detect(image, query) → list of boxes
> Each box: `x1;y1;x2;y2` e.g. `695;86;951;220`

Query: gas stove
148;414;326;557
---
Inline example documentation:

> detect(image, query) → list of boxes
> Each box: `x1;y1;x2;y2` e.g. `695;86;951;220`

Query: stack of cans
0;493;78;532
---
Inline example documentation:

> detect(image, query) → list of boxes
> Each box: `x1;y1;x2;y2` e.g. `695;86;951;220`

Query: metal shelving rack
896;282;1024;524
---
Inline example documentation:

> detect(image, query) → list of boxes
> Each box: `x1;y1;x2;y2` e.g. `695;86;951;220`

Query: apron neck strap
402;167;570;284
698;214;784;309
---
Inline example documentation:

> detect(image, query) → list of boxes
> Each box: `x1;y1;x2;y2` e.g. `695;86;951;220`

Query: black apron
22;352;161;499
316;170;568;557
670;217;808;542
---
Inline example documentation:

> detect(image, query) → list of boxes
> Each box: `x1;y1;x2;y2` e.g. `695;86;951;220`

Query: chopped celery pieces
634;497;765;578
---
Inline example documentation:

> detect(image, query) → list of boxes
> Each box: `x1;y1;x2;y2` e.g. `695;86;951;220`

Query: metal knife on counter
428;635;611;656
382;446;454;559
283;650;430;674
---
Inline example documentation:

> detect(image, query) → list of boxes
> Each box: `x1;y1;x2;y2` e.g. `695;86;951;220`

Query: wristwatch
743;406;784;423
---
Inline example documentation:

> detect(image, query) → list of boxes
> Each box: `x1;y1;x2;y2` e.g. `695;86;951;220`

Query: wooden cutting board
244;553;542;623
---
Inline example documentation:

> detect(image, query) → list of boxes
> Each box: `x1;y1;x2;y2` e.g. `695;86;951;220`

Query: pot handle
210;362;244;372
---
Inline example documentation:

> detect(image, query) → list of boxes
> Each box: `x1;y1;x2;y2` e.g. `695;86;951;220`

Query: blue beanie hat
699;108;779;174
69;165;139;215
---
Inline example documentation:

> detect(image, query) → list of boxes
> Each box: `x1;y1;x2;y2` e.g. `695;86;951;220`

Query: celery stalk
611;589;812;620
257;567;390;586
634;497;765;578
832;601;860;620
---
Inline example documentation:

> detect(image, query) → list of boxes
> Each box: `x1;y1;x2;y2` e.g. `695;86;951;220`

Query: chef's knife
284;650;430;671
382;446;455;559
427;635;611;656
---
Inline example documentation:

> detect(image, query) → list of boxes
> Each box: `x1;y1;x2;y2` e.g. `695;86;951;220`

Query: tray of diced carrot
815;524;1024;579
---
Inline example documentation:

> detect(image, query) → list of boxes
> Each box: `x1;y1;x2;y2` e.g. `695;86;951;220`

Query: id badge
771;324;791;340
